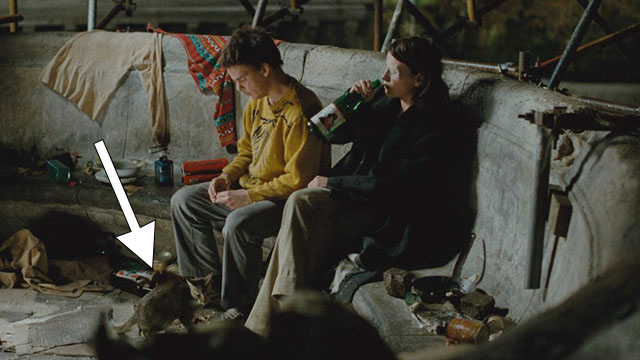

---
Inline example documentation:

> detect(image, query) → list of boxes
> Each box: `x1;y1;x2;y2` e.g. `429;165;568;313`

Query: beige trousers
244;187;375;336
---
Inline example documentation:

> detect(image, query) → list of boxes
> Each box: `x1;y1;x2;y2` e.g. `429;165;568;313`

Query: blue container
154;156;173;186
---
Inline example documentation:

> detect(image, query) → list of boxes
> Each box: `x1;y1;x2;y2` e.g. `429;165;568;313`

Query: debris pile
383;267;515;345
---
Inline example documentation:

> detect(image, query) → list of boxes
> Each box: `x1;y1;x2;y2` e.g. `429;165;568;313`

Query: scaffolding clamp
519;107;640;133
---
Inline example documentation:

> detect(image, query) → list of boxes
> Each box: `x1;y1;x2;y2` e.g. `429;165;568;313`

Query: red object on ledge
182;172;222;185
181;158;228;185
181;158;228;175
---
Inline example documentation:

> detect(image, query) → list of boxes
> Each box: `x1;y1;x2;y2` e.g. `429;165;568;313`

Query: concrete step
352;281;447;354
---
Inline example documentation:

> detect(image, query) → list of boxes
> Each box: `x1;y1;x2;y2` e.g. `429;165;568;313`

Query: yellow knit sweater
222;78;330;202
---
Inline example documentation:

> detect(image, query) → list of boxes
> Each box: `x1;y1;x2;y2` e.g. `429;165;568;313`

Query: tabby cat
95;315;267;360
111;271;215;338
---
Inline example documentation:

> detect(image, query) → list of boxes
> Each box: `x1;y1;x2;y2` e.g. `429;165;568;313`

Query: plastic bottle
308;79;382;139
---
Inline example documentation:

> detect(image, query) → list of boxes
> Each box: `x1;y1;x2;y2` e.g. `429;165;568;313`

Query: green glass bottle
308;79;382;138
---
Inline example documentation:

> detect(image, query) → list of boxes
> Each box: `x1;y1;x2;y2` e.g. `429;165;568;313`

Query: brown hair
220;26;283;70
388;37;449;109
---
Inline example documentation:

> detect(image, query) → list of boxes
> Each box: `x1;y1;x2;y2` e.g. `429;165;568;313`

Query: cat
94;313;268;360
94;290;395;360
110;271;215;338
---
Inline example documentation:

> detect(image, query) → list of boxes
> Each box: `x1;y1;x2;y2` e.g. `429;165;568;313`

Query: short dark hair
220;26;283;70
388;37;449;108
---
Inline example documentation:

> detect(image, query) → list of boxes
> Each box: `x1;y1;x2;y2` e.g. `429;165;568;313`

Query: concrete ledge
0;168;177;221
0;164;179;256
353;282;447;354
0;165;276;262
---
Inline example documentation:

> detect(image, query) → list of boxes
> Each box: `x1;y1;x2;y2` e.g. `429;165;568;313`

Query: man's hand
208;173;231;203
214;189;252;210
350;79;375;102
307;175;329;188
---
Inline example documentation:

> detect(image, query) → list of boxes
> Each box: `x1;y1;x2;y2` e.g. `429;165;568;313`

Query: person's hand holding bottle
350;79;376;103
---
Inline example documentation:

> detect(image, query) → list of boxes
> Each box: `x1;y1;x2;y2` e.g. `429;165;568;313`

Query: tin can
445;317;489;343
152;251;173;273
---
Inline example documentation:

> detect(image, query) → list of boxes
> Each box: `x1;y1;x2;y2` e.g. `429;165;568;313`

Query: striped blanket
150;25;236;147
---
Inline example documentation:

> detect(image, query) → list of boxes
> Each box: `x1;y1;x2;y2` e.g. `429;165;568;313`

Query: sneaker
221;307;246;322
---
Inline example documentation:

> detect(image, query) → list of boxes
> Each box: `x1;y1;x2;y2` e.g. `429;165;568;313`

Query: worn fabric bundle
0;229;51;289
0;229;113;297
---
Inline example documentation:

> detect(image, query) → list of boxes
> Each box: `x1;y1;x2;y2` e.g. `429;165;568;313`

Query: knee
171;186;196;213
170;187;190;213
285;187;326;212
287;188;312;208
221;211;249;241
287;188;307;204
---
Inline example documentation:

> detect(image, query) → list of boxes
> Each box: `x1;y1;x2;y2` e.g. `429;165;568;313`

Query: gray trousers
171;182;283;310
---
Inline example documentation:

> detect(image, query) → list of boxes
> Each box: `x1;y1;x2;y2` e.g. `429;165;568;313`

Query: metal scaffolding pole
97;2;124;29
8;0;17;32
576;0;639;70
548;0;602;89
87;0;97;31
374;0;383;51
525;126;554;289
252;0;268;27
466;0;476;23
381;0;406;53
539;22;640;69
405;0;438;37
238;0;256;16
436;0;506;41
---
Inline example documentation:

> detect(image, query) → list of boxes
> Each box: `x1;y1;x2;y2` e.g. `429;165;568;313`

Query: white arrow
94;140;155;267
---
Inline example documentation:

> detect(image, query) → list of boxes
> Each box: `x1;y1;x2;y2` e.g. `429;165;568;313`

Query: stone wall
1;31;639;327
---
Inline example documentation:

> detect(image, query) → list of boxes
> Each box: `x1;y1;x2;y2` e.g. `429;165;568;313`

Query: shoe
221;307;246;322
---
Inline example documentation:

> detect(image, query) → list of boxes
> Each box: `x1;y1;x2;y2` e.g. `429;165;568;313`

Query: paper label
310;103;346;136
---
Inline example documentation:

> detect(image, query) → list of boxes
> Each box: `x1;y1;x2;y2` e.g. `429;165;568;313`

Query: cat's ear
185;278;198;292
204;272;214;285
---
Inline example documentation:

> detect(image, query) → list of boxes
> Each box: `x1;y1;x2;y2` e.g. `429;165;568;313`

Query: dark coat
325;89;470;270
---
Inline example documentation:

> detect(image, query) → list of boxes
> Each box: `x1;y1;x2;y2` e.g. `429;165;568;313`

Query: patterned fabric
149;25;236;147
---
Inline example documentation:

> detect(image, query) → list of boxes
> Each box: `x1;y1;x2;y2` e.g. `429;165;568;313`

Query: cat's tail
92;311;142;360
108;307;138;335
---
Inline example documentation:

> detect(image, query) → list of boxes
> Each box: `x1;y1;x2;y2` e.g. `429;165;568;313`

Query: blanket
150;25;236;147
39;30;168;146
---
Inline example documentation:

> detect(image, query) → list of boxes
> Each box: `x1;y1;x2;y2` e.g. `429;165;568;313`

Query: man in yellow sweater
171;26;329;320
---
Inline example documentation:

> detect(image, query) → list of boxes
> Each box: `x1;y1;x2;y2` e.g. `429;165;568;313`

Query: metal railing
1;0;22;31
